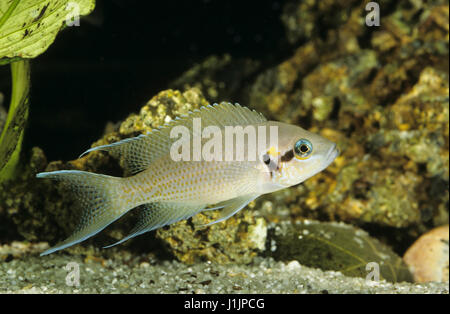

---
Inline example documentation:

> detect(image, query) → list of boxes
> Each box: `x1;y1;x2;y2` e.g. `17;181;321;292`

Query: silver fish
37;102;339;255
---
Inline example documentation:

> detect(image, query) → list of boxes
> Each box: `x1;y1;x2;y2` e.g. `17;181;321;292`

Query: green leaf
0;59;30;180
0;0;95;61
270;221;414;283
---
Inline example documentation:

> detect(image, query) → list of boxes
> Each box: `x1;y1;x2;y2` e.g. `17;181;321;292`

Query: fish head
260;121;339;189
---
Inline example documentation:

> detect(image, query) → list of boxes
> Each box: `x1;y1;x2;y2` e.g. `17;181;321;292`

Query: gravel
0;242;448;294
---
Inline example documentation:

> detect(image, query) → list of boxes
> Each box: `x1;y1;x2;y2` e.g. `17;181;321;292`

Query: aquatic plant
0;0;95;182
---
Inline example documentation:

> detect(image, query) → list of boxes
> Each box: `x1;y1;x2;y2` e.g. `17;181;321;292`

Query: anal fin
104;194;260;248
104;202;204;248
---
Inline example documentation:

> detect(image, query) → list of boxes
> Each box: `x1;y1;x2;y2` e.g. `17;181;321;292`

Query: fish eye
294;139;313;159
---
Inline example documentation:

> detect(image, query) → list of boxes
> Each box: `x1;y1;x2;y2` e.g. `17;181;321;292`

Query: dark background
1;0;292;161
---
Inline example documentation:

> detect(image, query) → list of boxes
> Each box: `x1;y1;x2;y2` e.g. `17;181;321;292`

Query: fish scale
36;102;338;255
127;158;257;204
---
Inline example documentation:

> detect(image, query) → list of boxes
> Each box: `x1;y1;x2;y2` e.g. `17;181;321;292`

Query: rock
269;220;413;283
280;0;364;45
246;41;323;122
170;54;260;104
251;63;448;229
404;225;449;283
0;241;49;262
156;210;267;264
245;0;449;234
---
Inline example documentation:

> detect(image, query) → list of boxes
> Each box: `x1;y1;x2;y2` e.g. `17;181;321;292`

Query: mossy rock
156;208;267;265
269;220;413;283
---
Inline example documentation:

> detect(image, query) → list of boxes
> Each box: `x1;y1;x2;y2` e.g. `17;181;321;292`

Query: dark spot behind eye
281;149;294;162
263;154;271;165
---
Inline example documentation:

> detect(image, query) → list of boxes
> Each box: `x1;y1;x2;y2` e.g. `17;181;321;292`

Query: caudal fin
37;170;128;256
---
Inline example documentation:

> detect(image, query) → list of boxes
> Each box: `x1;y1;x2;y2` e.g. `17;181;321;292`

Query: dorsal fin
79;102;267;174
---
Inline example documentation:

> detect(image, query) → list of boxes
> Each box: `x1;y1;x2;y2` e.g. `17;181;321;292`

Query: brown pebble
403;225;449;283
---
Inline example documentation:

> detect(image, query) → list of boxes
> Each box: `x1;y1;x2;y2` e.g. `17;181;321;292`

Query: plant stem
0;59;31;182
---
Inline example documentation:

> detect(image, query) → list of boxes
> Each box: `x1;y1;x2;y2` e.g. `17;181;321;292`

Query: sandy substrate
0;244;448;294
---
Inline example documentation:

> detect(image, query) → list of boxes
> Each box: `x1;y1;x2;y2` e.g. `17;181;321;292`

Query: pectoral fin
198;194;259;227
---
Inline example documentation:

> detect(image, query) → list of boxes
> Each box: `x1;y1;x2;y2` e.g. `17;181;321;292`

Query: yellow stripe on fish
36;102;339;255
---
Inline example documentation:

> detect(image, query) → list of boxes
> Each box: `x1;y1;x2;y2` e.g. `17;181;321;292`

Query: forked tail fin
37;170;128;256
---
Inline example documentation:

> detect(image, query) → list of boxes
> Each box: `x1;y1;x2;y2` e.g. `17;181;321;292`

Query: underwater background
0;0;448;293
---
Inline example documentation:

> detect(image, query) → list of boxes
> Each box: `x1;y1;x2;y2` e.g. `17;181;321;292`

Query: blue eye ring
294;139;313;159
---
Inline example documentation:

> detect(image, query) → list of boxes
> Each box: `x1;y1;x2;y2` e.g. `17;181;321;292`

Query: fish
36;102;339;255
